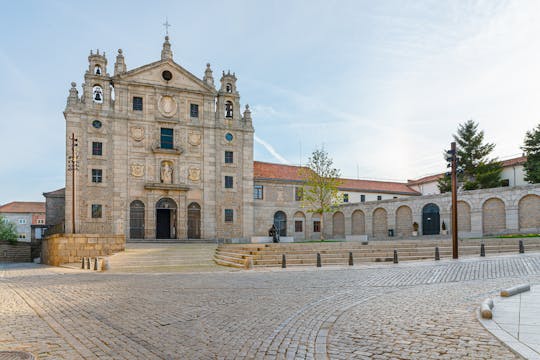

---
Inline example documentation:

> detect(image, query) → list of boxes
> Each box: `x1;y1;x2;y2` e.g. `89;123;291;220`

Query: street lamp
67;133;79;233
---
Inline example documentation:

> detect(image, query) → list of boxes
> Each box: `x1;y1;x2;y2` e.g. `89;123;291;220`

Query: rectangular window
224;151;234;164
18;234;26;239
343;193;349;203
91;204;102;218
295;187;303;201
377;195;382;201
360;195;365;202
92;169;103;183
133;96;143;111
295;220;303;232
18;219;26;224
225;176;233;189
92;141;103;156
160;128;174;149
501;179;510;187
190;103;199;118
313;221;321;233
254;185;263;199
37;219;45;225
224;209;234;222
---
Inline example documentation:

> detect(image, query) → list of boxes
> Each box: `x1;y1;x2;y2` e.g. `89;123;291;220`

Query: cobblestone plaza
2;248;540;359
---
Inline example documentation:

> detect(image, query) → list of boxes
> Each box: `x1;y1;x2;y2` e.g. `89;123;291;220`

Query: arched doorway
187;202;201;239
422;203;440;235
332;212;345;238
274;211;287;237
156;198;177;239
129;200;145;239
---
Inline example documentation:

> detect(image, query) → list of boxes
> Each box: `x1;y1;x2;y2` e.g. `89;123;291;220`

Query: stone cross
163;18;171;36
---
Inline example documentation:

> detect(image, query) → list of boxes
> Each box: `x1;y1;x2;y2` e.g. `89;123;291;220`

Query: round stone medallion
158;96;178;117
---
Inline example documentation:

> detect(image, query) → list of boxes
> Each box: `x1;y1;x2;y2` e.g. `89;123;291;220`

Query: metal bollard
94;258;99;271
81;257;85;269
435;247;440;261
393;249;398;264
348;252;354;266
282;254;286;268
519;240;525;254
480;243;486;257
86;257;91;269
317;253;322;267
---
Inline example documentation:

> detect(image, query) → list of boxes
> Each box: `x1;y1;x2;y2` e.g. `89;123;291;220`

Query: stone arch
351;210;366;235
293;211;306;238
422;203;440;235
129;200;145;239
519;194;540;230
457;201;471;232
372;208;388;238
332;211;345;238
274;211;287;237
395;205;412;237
187;202;201;239
155;197;177;239
482;197;506;235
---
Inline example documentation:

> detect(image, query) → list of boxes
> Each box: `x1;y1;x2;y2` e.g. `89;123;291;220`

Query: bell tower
82;49;112;108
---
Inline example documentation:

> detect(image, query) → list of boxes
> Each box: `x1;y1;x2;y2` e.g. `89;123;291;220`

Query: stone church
64;36;254;241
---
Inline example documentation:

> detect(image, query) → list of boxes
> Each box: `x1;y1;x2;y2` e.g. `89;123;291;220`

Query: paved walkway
2;251;540;359
481;284;540;360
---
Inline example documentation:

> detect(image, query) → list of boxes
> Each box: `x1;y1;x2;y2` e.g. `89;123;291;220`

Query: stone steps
213;238;540;268
127;238;218;244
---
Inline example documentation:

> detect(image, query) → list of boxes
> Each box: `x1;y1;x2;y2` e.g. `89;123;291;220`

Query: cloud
254;134;290;165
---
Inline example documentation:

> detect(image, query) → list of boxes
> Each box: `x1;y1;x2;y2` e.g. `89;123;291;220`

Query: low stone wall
0;240;32;262
42;233;125;266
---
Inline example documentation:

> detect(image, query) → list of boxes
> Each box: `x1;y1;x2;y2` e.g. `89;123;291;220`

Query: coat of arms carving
188;168;201;181
188;132;201;146
130;163;145;177
130;127;144;142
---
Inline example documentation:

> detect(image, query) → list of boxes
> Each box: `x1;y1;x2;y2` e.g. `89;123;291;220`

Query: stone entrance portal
274;211;287;237
156;198;177;239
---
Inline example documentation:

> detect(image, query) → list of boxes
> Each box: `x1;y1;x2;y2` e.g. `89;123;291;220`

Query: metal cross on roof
163;18;171;36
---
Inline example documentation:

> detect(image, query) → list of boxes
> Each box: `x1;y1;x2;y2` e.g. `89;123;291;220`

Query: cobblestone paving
1;254;540;359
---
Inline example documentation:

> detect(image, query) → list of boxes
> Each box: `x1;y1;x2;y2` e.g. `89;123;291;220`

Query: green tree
438;120;502;192
299;147;342;240
0;216;18;244
522;123;540;184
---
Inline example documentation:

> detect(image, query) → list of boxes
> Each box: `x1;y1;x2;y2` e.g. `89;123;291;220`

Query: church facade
64;37;254;241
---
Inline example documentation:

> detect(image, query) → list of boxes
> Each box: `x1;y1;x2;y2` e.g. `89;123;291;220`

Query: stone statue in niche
160;161;173;184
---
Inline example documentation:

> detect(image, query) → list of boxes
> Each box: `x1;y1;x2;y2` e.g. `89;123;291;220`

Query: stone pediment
116;59;215;94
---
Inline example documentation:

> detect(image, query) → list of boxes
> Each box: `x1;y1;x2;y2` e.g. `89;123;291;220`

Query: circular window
225;133;234;142
92;120;102;129
162;70;173;81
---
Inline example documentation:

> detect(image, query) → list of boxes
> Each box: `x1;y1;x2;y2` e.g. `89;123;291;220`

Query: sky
1;0;539;204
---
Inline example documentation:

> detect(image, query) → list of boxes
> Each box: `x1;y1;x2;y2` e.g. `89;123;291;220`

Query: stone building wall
0;240;31;262
331;184;540;239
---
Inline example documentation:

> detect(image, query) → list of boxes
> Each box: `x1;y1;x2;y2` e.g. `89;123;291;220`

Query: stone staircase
127;238;218;244
213;238;540;269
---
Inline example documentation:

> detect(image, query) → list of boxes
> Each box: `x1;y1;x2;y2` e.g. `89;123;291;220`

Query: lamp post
446;142;459;259
67;133;79;233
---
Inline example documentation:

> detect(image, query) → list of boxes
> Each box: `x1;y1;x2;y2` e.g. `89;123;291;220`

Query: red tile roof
407;156;527;185
0;201;45;214
501;156;526;167
254;161;420;195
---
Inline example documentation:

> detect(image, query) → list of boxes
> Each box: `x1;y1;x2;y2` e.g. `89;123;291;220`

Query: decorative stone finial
67;82;79;106
161;36;173;60
243;104;252;122
203;63;214;88
114;48;126;75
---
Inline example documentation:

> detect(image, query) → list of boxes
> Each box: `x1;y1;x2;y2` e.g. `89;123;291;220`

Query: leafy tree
438;120;502;192
0;216;18;244
299;147;342;240
522;123;540;184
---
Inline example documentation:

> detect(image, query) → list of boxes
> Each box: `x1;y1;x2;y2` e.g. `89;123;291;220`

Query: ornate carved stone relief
188;132;201;146
130;126;144;142
130;163;145;177
158;95;178;117
188;167;201;182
